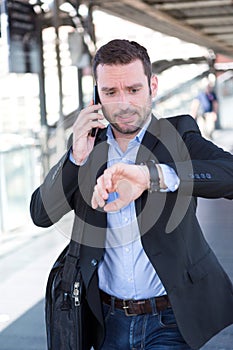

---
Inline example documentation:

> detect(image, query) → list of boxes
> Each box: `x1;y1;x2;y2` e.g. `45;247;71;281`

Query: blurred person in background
190;82;218;139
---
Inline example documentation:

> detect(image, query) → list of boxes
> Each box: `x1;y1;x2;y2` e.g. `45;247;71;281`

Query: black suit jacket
30;115;233;349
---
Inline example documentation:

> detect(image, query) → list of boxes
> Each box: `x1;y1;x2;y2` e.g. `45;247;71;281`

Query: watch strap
145;160;160;193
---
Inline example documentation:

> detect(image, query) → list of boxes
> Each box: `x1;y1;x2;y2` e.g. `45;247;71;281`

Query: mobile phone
91;85;100;137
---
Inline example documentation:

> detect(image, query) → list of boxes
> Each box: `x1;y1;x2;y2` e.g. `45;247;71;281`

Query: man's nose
117;91;130;104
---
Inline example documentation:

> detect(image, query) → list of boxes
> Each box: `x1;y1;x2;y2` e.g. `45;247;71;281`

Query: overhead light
78;4;88;17
41;3;51;12
41;0;54;4
33;5;42;14
59;2;77;17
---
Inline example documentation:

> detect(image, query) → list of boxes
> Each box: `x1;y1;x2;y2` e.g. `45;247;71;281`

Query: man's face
96;59;158;137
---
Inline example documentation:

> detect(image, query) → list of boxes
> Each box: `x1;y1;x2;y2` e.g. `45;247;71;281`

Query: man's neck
110;116;152;153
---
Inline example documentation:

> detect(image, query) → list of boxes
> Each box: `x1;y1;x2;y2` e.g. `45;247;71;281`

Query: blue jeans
100;301;193;350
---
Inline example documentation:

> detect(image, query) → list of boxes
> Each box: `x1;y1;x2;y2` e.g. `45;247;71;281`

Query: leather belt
100;290;171;316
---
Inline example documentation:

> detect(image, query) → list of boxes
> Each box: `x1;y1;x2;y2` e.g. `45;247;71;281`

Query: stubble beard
102;99;152;135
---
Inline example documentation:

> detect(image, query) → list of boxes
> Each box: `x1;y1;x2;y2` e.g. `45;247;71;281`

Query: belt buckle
122;300;137;317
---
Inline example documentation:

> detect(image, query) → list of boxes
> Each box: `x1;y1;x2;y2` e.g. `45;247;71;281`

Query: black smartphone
91;85;100;137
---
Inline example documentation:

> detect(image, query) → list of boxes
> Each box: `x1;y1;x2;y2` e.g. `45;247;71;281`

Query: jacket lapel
135;115;161;219
136;115;161;164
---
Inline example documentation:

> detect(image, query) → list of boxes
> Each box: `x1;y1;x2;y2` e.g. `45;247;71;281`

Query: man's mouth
116;112;137;123
118;116;134;122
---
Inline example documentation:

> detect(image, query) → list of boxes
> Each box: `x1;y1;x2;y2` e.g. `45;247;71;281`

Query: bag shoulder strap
61;202;88;292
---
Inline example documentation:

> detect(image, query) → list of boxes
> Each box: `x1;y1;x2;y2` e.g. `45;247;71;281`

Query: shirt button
124;217;129;223
125;247;130;253
91;259;98;267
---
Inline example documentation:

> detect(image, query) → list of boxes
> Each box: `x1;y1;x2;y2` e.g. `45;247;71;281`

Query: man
30;39;233;350
191;82;218;139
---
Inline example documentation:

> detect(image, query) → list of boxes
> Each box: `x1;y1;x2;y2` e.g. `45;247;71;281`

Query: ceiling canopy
85;0;233;59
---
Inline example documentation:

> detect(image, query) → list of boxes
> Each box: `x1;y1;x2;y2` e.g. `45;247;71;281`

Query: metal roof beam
202;26;233;34
154;0;233;10
213;33;233;40
186;16;233;25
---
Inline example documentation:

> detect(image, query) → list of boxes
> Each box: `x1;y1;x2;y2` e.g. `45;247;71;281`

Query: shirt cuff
69;149;87;166
159;164;180;192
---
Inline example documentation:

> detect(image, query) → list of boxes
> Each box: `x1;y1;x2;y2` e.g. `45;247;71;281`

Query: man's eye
131;88;140;94
106;91;115;96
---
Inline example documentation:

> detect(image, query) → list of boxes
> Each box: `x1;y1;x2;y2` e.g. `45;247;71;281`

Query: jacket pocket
187;249;214;283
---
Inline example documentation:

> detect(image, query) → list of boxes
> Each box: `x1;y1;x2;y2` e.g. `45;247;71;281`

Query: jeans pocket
158;308;177;328
102;303;113;322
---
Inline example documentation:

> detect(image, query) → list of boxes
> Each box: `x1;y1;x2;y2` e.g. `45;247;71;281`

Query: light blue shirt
69;119;180;299
97;121;180;299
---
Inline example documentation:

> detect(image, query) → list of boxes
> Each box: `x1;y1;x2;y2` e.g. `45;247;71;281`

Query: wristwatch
145;160;160;193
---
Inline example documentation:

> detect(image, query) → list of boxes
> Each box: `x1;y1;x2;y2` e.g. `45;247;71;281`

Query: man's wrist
69;149;87;166
137;165;150;190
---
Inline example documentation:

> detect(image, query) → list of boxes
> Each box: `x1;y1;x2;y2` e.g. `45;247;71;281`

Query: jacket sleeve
168;115;233;199
30;150;82;227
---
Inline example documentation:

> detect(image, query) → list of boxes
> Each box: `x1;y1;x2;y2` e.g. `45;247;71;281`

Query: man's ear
150;74;158;98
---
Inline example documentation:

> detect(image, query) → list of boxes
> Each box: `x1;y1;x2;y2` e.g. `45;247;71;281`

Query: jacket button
91;259;98;267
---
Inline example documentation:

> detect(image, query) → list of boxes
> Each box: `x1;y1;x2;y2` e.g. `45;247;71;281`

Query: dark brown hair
93;39;152;85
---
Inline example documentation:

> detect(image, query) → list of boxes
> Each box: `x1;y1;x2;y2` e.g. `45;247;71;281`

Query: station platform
0;129;232;350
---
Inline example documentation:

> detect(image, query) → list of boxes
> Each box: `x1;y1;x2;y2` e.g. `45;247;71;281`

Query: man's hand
91;163;150;212
72;103;105;165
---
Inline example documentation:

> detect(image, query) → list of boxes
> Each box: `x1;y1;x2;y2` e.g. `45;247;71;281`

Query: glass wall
0;135;40;233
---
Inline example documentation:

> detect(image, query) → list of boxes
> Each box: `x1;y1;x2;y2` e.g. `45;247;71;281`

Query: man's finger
91;182;109;209
103;198;126;212
91;192;106;209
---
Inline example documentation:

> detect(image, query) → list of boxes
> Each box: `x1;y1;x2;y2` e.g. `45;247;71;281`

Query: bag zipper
72;280;82;349
72;281;81;306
